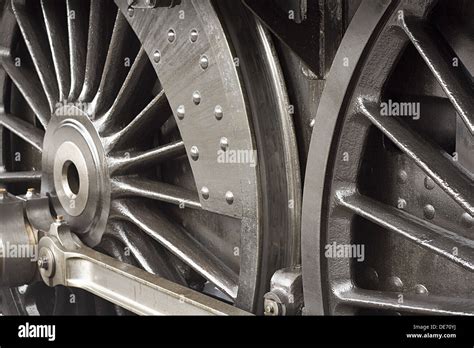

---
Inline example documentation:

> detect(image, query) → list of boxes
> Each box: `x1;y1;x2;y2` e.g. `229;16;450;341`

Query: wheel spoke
0;171;41;183
41;0;70;102
78;0;108;102
336;287;474;315
66;0;88;100
1;59;50;128
336;191;474;272
111;177;201;210
108;141;185;175
105;221;187;285
102;89;169;150
92;10;133;115
358;99;474;216
110;199;238;299
399;16;474;134
96;48;151;131
0;113;44;152
12;1;59;111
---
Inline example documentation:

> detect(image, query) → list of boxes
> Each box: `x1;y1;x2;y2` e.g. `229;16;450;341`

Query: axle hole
62;161;80;196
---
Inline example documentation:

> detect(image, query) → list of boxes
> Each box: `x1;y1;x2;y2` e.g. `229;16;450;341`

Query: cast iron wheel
302;0;474;315
0;0;301;314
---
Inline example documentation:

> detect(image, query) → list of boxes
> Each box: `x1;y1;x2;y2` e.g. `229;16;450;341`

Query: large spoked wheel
302;0;474;315
0;0;300;314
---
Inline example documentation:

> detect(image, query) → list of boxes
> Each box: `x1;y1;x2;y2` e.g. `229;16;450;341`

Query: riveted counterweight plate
115;0;257;219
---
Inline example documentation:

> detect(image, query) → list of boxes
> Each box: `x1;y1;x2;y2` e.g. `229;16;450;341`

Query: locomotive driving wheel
0;0;301;314
302;0;474;315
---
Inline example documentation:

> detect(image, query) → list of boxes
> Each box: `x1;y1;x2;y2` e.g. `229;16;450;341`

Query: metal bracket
37;218;250;316
263;266;303;316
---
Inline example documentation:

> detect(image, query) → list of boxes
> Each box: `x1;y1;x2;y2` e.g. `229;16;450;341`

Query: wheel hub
42;105;110;246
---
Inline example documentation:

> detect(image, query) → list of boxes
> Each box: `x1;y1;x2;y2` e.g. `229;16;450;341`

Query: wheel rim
0;0;300;314
303;0;474;315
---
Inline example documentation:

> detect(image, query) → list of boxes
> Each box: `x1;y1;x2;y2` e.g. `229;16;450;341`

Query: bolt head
190;29;198;43
200;55;209;70
192;91;201;105
214;105;223;120
225;191;234;205
201;187;210;200
167;29;176;43
177;105;185;120
190;146;199;161
153;50;161;63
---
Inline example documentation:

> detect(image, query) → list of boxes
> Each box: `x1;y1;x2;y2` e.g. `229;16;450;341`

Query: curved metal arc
301;0;393;315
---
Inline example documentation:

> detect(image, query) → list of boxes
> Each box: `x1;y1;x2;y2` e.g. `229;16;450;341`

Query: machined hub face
42;105;110;245
0;0;300;314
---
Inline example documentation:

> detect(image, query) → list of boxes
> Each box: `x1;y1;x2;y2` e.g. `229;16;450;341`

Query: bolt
177;105;185;120
26;188;35;198
190;29;198;43
414;284;428;295
424;177;435;190
127;6;134;17
220;137;229;151
201;187;209;200
200;55;209;70
37;256;49;270
0;188;6;199
167;29;176;43
214;105;223;120
423;204;435;220
225;191;234;205
190;146;199;161
153;50;161;63
192;91;201;105
264;299;279;316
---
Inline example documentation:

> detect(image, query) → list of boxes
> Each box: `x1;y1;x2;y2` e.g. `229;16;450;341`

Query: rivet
214;105;223;120
153;50;161;63
177;105;185;120
385;276;403;291
461;212;474;228
192;91;201;105
190;29;198;43
423;204;435;220
190;146;199;161
414;284;428;295
225;191;234;205
201;187;209;200
167;29;176;43
220;137;229;151
397;170;407;184
127;7;134;17
200;55;209;70
424;177;435;190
